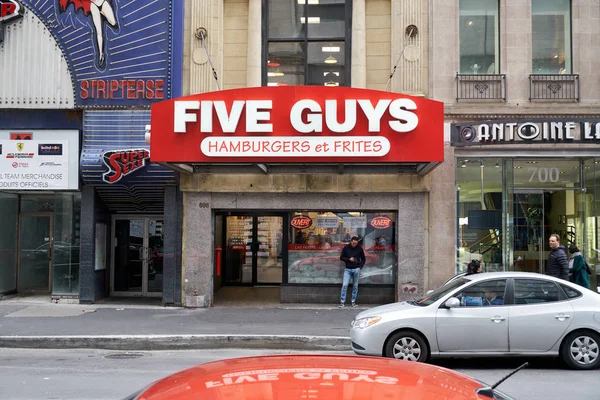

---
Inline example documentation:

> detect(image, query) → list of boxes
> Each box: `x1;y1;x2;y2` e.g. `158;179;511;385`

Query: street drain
104;352;146;359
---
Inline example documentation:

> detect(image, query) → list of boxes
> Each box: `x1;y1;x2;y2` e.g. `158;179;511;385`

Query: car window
514;279;561;304
560;284;582;299
415;278;469;306
454;279;507;307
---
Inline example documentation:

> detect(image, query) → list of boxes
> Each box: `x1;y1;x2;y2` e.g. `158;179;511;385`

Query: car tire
384;330;429;362
561;330;600;370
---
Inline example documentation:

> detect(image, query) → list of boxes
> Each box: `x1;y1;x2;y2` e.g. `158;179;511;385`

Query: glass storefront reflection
256;216;283;284
18;215;52;292
584;159;600;291
456;158;503;273
148;219;164;293
457;158;599;291
0;193;18;294
52;193;81;295
288;211;396;285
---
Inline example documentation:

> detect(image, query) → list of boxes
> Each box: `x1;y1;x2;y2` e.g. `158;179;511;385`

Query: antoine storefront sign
452;120;600;146
149;86;444;164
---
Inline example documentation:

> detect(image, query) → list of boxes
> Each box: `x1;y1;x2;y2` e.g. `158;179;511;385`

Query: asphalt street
1;348;598;400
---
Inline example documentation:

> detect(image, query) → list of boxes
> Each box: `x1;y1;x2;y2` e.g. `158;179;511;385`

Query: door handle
554;314;571;320
139;247;144;260
490;316;506;323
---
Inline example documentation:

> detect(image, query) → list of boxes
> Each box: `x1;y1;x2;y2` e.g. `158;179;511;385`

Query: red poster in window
149;86;444;164
290;215;312;230
10;132;33;140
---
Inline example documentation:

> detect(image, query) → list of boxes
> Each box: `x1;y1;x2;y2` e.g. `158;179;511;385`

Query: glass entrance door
112;216;163;297
513;191;545;273
256;216;284;284
223;214;284;285
512;189;584;274
18;214;53;292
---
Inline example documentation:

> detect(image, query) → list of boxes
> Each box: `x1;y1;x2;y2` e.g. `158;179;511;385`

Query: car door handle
554;314;571;320
490;316;506;323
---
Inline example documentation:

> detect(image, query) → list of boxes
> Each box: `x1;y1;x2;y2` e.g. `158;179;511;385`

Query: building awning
148;86;445;176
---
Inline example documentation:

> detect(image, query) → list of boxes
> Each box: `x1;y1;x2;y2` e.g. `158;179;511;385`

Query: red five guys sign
149;86;444;164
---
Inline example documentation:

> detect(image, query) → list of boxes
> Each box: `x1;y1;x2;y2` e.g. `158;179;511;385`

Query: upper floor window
459;0;499;75
264;0;350;87
532;0;571;74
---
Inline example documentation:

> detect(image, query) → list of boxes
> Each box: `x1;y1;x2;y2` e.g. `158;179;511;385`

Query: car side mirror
426;289;434;295
444;297;460;309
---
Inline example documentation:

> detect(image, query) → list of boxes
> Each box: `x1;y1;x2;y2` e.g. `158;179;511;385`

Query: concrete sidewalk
0;298;368;351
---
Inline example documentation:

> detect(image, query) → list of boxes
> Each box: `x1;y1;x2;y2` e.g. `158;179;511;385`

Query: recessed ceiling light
322;46;340;53
300;17;320;24
298;0;319;4
323;71;340;77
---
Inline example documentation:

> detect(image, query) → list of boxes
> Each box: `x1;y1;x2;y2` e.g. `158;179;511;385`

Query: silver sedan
351;272;600;370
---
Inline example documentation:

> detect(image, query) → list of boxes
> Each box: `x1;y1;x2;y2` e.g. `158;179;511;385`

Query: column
246;0;262;87
188;0;223;94
162;187;177;305
79;186;96;304
391;0;428;95
351;0;367;88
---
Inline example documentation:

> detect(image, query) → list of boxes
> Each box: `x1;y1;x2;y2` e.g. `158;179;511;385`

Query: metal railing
529;74;580;101
456;74;506;101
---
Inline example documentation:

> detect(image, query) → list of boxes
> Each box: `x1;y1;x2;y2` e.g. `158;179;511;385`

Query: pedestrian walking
568;244;591;289
546;234;569;281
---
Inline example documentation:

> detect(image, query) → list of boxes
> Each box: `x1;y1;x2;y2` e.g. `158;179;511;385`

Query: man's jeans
340;268;360;303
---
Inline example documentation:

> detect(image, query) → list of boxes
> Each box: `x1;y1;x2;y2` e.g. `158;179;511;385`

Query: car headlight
352;316;381;329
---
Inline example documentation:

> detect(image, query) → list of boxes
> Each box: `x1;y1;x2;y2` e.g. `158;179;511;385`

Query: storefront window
265;0;349;86
0;193;18;293
20;196;55;212
459;0;499;74
532;0;571;74
456;158;504;273
511;159;582;273
584;159;600;291
52;193;81;295
288;211;396;285
456;157;595;280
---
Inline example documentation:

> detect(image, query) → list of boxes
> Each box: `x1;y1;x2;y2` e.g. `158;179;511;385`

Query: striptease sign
150;87;444;164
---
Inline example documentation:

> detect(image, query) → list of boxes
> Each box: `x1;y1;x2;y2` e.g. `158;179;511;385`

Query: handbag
585;260;593;275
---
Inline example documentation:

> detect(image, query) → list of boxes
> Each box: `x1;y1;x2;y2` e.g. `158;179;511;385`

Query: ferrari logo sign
0;0;23;43
16;142;24;152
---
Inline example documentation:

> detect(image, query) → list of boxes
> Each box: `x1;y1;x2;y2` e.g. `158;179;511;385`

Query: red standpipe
215;246;222;276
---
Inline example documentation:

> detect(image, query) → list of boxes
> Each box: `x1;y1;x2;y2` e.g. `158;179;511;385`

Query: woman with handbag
568;244;591;289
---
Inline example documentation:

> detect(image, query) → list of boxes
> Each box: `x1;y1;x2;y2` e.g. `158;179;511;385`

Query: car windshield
414;278;469;306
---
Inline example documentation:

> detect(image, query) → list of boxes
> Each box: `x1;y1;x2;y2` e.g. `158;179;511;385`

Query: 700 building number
528;167;560;183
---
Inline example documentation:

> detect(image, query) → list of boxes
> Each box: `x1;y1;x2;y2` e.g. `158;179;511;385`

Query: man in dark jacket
547;234;569;281
338;236;366;308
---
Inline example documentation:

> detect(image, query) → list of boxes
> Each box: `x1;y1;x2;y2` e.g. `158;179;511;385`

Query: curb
0;334;352;351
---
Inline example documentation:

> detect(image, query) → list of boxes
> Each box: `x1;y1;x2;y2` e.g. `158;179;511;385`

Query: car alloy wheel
385;330;428;362
393;337;421;361
561;331;600;370
569;335;599;366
